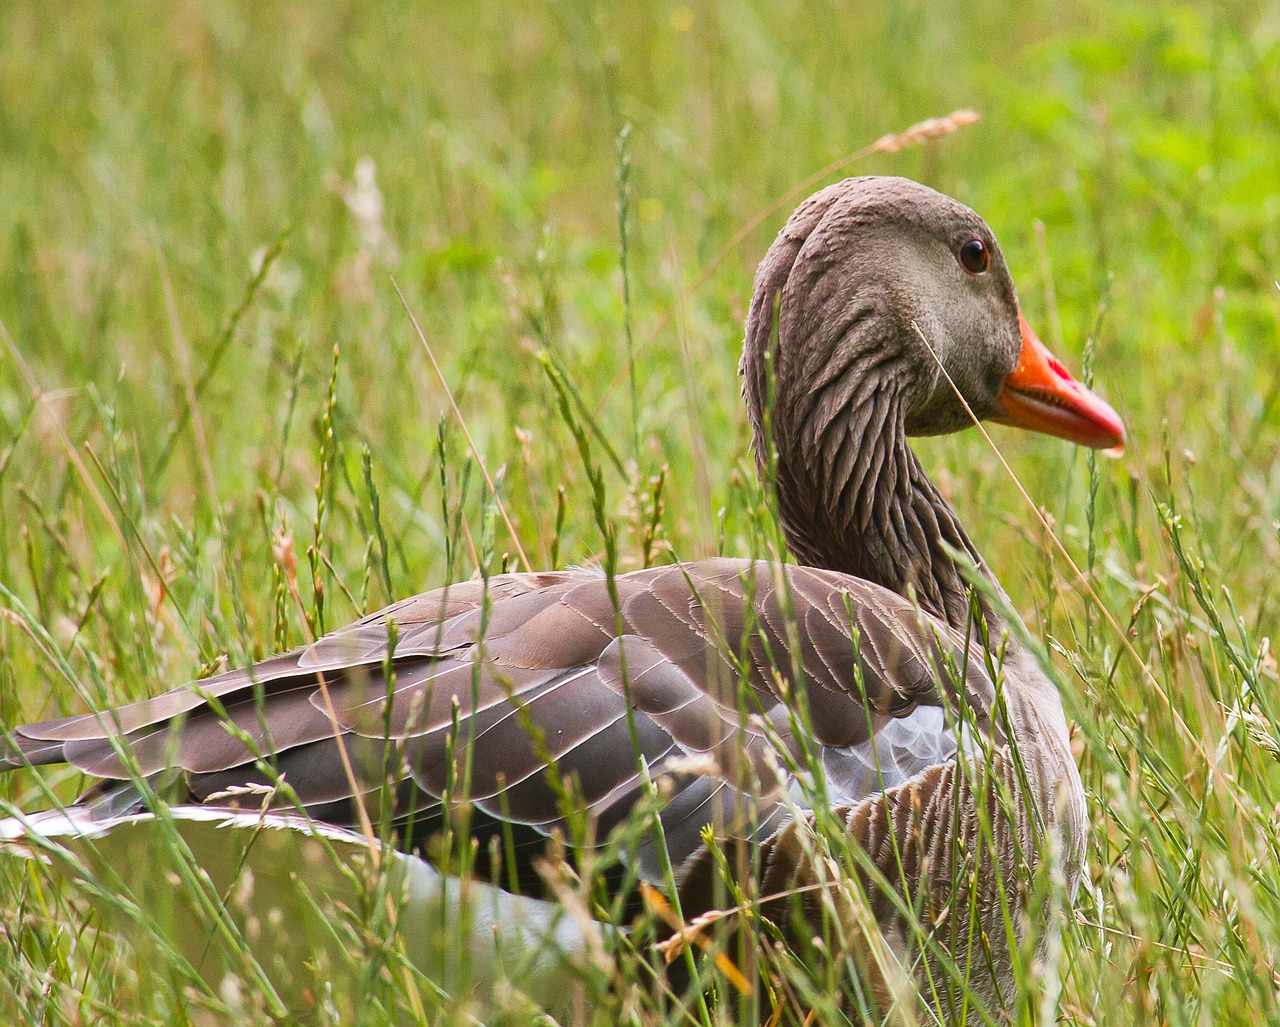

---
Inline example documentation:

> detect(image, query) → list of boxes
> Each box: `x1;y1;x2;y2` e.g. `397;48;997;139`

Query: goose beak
994;312;1126;452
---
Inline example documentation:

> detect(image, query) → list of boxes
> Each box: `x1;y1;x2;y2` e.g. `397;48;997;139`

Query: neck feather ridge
768;373;993;630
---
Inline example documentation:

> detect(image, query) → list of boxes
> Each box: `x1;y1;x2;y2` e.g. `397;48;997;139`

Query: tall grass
2;1;1279;1023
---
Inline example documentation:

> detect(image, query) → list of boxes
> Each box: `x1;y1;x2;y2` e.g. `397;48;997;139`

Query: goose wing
5;557;995;882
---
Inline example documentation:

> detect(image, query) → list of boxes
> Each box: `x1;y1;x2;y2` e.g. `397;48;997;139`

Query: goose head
740;175;1125;620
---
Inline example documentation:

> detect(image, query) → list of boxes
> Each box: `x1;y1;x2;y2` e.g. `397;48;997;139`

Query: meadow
2;1;1279;1023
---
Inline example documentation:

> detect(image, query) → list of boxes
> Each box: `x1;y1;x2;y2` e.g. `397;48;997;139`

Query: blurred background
2;3;1277;560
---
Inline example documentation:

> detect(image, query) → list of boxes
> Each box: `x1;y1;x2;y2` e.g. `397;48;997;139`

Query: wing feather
5;557;997;894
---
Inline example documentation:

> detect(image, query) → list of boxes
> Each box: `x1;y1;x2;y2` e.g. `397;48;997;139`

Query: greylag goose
0;176;1124;1017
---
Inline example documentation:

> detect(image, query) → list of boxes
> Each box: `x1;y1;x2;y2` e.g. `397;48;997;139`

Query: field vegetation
2;1;1279;1023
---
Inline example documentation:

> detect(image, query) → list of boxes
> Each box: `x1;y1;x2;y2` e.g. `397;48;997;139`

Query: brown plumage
1;176;1124;1015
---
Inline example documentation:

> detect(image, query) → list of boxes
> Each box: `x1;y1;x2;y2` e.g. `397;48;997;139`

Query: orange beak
993;312;1125;452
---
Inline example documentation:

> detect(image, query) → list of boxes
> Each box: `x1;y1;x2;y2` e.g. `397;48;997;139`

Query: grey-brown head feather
741;176;1023;625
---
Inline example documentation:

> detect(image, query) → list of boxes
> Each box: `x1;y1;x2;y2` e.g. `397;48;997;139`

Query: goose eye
958;238;989;275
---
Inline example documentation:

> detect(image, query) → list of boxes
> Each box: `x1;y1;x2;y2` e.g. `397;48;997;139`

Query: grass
2;0;1280;1023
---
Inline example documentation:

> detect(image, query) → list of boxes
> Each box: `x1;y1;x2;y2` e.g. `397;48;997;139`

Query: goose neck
773;384;993;631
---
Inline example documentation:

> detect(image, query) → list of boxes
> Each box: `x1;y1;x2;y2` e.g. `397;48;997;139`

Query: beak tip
1096;402;1126;453
1001;315;1127;453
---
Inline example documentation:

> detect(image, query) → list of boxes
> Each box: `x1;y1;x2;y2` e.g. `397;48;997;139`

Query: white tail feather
0;805;596;1017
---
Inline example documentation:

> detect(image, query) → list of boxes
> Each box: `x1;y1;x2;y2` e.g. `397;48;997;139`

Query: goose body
1;177;1124;1017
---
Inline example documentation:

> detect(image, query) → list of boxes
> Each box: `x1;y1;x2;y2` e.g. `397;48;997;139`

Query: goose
0;176;1124;1018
